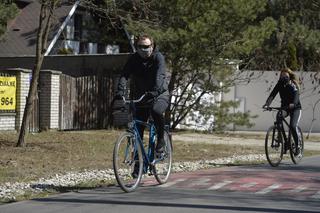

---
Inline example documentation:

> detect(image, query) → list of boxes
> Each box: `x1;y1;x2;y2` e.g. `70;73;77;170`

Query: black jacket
266;81;302;110
117;48;169;99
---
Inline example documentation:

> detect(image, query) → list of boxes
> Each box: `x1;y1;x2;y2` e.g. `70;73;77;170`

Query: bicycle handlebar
263;106;287;111
121;94;146;104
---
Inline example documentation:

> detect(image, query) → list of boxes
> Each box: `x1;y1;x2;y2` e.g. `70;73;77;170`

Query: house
0;0;134;57
0;0;133;131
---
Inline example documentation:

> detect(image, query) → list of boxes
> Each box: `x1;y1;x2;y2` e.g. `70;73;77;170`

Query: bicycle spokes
113;132;143;192
265;126;283;167
153;131;172;184
289;128;304;164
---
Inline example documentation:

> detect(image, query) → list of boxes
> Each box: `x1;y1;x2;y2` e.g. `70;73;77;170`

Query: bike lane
142;164;320;200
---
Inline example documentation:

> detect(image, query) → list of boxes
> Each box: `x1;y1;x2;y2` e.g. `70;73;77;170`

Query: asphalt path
1;156;320;213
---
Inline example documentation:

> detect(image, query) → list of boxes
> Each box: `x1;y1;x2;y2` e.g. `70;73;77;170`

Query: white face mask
137;47;153;58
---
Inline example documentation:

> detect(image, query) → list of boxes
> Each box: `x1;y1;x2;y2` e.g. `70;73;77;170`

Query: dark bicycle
113;94;173;192
263;106;304;167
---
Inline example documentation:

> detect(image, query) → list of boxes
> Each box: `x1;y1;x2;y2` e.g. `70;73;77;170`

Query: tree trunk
17;3;54;147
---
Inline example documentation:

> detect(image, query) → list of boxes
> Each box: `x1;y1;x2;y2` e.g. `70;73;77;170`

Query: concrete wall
227;70;320;133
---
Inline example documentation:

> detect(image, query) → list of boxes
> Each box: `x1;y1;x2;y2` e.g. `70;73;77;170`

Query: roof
0;1;74;57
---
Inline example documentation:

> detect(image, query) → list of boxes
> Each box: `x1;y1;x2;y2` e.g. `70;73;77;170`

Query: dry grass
172;141;264;161
0;130;118;183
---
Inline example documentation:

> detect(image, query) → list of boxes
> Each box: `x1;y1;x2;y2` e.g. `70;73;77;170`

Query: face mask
137;47;153;59
279;76;290;84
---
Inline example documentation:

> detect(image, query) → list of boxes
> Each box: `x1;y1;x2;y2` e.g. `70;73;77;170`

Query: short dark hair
136;34;154;45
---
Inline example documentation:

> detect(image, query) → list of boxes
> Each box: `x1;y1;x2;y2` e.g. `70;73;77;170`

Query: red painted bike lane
142;165;320;200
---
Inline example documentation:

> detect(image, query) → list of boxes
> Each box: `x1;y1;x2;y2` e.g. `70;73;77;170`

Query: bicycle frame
269;108;293;152
124;95;163;174
129;118;157;173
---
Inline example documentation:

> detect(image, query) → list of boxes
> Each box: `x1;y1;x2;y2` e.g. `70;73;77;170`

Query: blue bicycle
113;94;173;192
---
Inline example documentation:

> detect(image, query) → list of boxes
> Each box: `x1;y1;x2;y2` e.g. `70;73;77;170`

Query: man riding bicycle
116;34;170;156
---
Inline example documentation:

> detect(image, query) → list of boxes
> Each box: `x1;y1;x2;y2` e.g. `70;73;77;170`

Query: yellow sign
0;76;16;111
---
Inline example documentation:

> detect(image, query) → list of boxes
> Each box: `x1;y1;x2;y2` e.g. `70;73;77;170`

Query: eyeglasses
137;44;152;49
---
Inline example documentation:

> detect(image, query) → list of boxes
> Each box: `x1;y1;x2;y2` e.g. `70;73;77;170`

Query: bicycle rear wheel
113;132;143;192
153;130;172;184
265;125;283;167
289;127;304;164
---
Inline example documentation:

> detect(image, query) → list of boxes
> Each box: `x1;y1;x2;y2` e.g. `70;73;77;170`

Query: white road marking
158;178;186;188
310;191;320;199
208;180;233;190
289;186;307;193
190;178;211;186
240;182;257;188
255;184;281;194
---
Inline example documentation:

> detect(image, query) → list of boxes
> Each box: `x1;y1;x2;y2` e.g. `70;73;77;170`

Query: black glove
140;91;156;104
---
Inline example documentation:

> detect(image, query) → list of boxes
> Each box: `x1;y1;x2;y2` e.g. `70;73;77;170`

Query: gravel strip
0;154;265;201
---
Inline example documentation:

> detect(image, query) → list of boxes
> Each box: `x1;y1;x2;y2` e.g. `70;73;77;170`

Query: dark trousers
290;109;302;145
136;94;169;141
277;109;301;145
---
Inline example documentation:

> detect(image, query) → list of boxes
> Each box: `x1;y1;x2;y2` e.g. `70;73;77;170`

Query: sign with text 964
0;76;16;112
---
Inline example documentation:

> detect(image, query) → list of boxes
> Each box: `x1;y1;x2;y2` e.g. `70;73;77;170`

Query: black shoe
295;146;301;156
131;163;139;178
155;138;165;153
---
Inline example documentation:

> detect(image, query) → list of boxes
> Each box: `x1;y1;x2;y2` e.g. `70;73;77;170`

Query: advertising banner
0;76;16;111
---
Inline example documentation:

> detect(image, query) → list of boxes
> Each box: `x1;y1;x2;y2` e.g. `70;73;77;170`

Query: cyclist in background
263;68;302;153
116;34;169;154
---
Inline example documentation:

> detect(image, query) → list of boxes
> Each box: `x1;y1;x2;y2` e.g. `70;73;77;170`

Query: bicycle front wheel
113;132;143;192
265;125;283;167
153;130;172;184
289;126;304;164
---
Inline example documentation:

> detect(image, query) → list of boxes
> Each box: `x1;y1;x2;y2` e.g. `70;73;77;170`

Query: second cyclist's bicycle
113;94;173;192
263;107;304;167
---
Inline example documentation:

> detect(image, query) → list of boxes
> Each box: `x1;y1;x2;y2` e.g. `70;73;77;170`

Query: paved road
1;156;320;213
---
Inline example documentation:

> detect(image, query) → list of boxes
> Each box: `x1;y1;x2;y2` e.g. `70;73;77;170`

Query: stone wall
39;70;61;130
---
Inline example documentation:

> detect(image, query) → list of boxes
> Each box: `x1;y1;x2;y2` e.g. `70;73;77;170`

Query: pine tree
0;2;18;38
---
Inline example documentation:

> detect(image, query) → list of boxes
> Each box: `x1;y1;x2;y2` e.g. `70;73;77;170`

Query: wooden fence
59;74;114;130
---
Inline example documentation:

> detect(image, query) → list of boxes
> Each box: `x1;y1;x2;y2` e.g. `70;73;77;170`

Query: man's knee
152;100;168;115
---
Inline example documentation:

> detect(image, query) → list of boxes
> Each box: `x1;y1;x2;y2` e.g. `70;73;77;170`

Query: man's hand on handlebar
114;91;124;100
145;91;157;98
114;94;123;100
